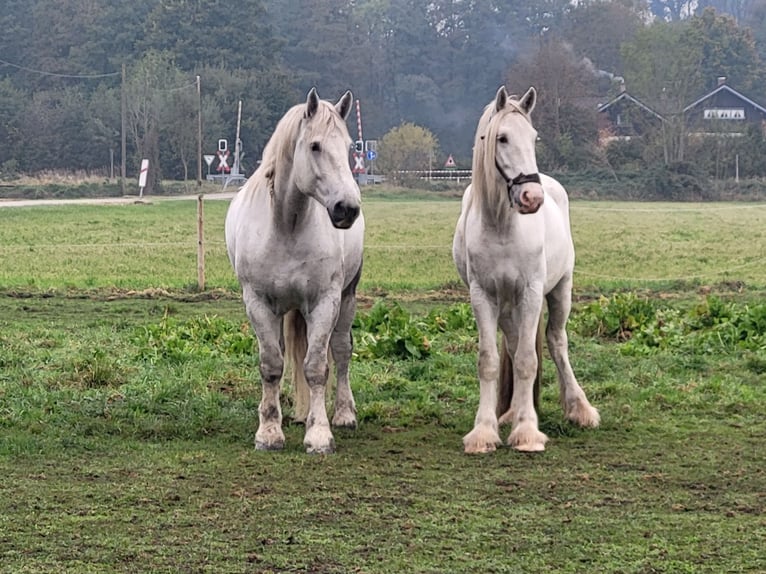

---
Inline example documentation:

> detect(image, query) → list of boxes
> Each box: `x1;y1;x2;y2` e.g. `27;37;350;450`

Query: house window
704;108;745;120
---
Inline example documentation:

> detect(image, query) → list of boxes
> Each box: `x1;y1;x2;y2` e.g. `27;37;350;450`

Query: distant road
0;192;237;208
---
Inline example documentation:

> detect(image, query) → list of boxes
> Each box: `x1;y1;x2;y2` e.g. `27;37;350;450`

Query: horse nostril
521;189;543;207
330;201;360;228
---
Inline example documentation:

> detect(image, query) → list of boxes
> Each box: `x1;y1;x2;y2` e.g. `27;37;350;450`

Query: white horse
452;86;599;453
225;88;364;454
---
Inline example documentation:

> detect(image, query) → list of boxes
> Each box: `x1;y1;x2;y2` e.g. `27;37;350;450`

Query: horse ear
335;90;353;120
519;87;537;115
305;87;320;118
495;85;508;113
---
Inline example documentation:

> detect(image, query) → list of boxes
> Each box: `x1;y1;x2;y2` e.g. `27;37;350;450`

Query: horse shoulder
452;184;475;285
341;214;365;285
540;175;575;289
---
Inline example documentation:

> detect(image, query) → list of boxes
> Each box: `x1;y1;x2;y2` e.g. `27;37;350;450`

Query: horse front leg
246;299;286;451
463;290;502;454
302;301;338;454
502;301;548;452
329;291;357;429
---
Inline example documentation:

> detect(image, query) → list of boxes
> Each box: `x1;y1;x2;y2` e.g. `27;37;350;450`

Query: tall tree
622;21;702;162
506;37;601;170
0;79;25;172
649;0;698;20
141;0;281;71
564;0;646;76
688;7;763;92
124;52;190;194
622;8;764;162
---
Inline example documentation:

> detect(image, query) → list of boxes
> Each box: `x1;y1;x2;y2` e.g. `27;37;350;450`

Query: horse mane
469;97;534;216
241;99;347;199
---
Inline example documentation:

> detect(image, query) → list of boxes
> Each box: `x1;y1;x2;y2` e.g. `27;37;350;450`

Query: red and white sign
216;150;231;173
444;154;456;168
352;153;366;174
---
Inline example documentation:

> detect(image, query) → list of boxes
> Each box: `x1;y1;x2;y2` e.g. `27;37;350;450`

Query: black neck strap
495;157;541;189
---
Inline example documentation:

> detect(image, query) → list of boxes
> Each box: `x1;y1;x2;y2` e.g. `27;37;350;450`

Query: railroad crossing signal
352;153;365;173
217;149;231;173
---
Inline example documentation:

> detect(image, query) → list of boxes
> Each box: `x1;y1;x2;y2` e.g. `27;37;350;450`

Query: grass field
1;193;765;292
1;193;765;573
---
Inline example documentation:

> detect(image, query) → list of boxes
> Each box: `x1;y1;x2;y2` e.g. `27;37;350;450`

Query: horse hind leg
285;309;310;424
546;280;600;428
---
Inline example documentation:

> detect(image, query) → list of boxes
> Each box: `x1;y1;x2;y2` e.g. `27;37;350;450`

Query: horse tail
284;310;310;423
496;311;543;418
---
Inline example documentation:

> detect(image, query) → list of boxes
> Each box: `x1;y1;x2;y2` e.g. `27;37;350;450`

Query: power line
0;57;119;79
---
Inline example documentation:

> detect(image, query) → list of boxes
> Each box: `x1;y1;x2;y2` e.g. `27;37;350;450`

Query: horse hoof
512;441;546;453
332;414;358;429
463;427;501;454
463;443;498;455
508;426;548;452
305;439;335;455
566;401;601;428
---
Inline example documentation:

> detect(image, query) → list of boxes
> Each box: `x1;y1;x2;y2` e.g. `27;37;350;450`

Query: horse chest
241;244;341;309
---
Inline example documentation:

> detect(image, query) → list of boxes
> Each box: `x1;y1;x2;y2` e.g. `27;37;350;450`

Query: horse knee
259;358;283;385
513;353;538;381
478;348;499;381
304;360;329;387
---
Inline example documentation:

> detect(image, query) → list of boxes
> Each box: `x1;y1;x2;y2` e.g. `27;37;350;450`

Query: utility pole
120;63;127;195
196;75;202;187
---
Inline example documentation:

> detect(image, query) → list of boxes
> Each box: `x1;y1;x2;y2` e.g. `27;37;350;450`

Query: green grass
1;194;765;572
1;195;765;292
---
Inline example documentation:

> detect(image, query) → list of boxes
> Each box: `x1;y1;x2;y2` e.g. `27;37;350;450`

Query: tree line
1;0;766;194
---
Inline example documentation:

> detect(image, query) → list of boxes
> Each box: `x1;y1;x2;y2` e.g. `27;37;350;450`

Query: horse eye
310;142;321;152
498;135;508;144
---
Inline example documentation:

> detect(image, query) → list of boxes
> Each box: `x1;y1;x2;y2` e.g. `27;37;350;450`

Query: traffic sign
366;150;377;161
217;150;231;173
352;153;366;174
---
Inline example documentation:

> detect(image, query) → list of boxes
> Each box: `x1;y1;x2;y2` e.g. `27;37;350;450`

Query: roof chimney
717;76;726;86
619;80;626;94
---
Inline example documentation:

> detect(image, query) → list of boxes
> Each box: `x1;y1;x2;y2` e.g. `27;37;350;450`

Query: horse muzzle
512;184;544;214
507;172;543;214
328;200;360;229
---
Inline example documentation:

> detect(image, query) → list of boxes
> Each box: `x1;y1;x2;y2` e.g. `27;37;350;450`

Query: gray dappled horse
226;88;364;454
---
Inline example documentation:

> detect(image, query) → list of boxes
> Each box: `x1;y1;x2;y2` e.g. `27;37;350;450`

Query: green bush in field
572;293;766;356
133;314;254;363
354;300;432;359
127;295;766;367
571;292;658;341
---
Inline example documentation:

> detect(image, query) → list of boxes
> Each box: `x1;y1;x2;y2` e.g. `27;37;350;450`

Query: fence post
197;194;205;291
